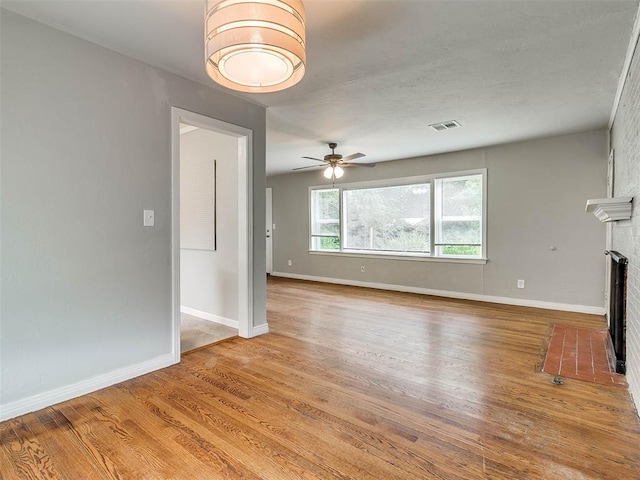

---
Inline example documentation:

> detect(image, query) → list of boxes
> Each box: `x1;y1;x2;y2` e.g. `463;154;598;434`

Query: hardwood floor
2;277;639;479
180;313;238;354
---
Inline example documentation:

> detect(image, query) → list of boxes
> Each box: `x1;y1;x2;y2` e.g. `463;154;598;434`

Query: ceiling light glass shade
205;0;306;93
323;165;344;179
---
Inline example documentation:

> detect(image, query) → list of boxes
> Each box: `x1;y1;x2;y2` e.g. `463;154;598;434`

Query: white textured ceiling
3;0;638;175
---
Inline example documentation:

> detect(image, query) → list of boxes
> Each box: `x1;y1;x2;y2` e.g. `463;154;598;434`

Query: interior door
266;187;273;275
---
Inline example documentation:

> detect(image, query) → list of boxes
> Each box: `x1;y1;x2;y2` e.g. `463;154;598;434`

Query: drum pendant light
205;0;306;93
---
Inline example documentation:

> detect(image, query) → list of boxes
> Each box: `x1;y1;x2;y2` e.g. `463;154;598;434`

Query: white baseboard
180;306;239;329
271;272;606;316
250;323;269;337
0;353;176;422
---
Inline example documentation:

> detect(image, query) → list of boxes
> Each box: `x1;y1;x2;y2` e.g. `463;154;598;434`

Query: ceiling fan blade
340;152;365;162
302;156;326;162
344;162;376;168
292;165;324;171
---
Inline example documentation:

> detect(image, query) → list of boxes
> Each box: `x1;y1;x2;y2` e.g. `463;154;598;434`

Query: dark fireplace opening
607;251;628;374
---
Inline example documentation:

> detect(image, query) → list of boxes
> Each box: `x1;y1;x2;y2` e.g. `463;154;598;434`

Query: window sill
308;250;488;265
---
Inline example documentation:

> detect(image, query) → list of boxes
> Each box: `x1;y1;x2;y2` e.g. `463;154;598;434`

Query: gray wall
180;128;239;322
267;130;607;309
610;32;640;410
0;11;266;407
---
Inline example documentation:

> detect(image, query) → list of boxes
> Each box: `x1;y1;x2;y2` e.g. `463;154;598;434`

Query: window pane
318;237;340;250
311;188;339;250
344;184;430;253
435;174;482;256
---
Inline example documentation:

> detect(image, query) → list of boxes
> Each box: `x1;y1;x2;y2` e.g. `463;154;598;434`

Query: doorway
171;107;253;362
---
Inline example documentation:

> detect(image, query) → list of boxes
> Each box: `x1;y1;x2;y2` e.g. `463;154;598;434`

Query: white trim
171;107;254;349
585;197;633;222
481;169;488;260
0;353;175;422
308;250;487;264
251;323;270;336
609;3;640;129
180;306;239;329
171;109;183;363
271;272;606;316
237;132;253;339
309;168;487;261
309;168;487;191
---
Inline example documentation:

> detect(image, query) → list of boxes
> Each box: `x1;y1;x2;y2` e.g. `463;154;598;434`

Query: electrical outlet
517;279;525;289
360;265;365;273
287;259;292;267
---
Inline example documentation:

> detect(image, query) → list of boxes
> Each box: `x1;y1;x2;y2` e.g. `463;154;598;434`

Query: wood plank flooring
181;313;238;354
2;277;639;479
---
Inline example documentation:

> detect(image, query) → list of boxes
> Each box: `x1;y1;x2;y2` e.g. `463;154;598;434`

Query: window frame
309;187;340;251
308;169;487;264
433;173;485;258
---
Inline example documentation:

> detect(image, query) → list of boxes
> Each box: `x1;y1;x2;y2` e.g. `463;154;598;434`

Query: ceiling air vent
430;120;461;132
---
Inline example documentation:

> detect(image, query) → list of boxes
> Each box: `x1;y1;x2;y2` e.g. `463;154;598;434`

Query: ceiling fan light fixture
205;0;306;93
323;165;344;179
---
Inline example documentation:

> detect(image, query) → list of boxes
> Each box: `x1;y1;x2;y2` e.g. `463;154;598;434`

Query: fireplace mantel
585;197;633;222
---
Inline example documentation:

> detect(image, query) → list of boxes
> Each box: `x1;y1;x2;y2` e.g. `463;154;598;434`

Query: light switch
143;209;155;227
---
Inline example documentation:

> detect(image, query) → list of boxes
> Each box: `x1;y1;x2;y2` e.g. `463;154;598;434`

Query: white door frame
171;107;253;362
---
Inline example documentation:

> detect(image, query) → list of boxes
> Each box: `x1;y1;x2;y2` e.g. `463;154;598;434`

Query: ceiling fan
293;142;376;179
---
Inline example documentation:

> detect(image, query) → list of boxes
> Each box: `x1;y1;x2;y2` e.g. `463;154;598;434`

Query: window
309;170;486;260
343;184;430;253
434;174;483;257
310;188;340;251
